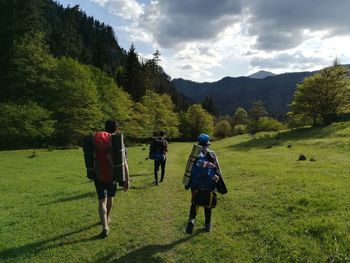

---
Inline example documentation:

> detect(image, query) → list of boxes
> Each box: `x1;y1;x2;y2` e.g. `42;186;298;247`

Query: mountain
248;70;275;79
172;71;314;118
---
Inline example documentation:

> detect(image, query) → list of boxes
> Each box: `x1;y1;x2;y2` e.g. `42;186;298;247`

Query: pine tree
249;101;268;121
0;0;46;100
123;44;144;100
201;96;217;116
7;32;56;104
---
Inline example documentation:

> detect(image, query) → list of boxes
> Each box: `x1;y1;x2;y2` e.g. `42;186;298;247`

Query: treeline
213;101;287;138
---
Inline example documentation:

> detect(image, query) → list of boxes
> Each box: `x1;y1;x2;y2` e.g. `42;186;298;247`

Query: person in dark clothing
185;133;220;234
152;131;168;185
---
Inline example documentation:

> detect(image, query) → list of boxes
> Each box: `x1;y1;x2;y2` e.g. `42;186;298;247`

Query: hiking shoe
186;221;194;234
100;228;110;238
205;224;212;232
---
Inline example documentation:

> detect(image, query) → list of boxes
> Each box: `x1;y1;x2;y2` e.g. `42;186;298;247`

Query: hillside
1;121;350;262
172;71;314;117
173;65;350;117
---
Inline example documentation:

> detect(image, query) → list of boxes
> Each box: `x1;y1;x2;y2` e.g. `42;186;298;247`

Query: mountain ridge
248;70;275;79
172;65;350;117
172;70;314;117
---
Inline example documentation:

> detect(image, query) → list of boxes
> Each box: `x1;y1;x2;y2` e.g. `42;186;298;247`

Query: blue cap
197;133;211;146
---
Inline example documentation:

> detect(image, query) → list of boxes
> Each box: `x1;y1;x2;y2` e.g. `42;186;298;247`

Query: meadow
1;122;350;262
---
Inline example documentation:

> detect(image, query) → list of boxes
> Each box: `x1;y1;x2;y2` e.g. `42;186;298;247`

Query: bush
233;125;247;135
214;120;232;138
248;117;286;134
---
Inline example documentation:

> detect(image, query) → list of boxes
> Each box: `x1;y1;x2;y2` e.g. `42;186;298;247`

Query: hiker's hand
212;175;219;182
123;180;130;192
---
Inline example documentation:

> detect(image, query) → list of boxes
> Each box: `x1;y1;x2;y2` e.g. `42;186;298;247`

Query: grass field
1;122;350;262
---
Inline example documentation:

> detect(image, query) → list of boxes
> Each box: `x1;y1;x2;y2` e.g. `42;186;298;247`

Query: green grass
1;122;350;262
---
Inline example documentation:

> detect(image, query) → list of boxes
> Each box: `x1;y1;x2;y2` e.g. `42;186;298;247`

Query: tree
140;90;180;138
180;104;214;139
289;60;350;125
124;102;152;139
232;107;249;126
0;0;47;101
89;66;133;124
249;101;268;121
62;4;82;59
0;101;55;149
6;32;56;104
51;57;102;145
122;43;144;100
201;96;217;116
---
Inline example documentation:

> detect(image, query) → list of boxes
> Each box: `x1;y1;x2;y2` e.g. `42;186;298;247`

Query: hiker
184;133;223;234
149;131;168;185
83;119;130;238
148;131;158;160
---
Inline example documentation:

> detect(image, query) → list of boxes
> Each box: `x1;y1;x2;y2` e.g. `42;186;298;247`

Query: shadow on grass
0;223;100;261
129;172;153;178
130;182;158;190
230;124;348;151
95;230;204;263
40;192;95;206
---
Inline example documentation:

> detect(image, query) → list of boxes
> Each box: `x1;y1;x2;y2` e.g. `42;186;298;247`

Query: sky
58;0;350;82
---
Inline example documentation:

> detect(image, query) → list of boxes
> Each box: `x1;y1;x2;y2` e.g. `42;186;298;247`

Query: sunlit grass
1;122;350;262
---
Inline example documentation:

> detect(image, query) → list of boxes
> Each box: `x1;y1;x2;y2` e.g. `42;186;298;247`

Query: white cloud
89;0;143;19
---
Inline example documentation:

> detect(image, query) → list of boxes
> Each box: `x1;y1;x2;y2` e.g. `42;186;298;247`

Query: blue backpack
189;152;217;191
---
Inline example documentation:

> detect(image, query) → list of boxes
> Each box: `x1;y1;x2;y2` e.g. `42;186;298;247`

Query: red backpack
92;132;114;183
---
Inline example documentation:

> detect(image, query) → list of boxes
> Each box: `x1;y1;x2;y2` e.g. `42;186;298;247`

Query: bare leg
98;198;108;230
107;196;113;222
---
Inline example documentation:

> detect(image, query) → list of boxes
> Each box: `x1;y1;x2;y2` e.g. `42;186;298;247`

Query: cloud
250;51;328;72
89;0;143;19
139;0;242;47
245;0;350;51
181;64;194;70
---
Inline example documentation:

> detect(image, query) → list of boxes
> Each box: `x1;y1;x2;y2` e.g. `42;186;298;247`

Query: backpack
83;132;126;184
150;138;166;161
92;132;114;183
189;151;217;191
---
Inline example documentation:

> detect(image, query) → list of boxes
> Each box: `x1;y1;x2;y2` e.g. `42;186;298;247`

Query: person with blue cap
185;133;221;234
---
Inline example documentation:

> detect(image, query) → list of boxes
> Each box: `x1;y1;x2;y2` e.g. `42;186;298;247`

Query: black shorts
94;180;117;200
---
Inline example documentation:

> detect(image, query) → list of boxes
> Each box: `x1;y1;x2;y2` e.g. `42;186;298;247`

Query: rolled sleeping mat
212;153;228;194
83;136;95;179
182;144;202;186
111;133;126;185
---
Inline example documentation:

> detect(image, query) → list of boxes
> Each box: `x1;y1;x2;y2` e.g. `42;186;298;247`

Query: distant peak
248;70;275;79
